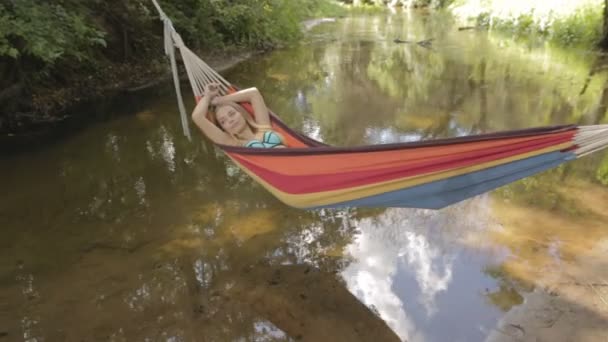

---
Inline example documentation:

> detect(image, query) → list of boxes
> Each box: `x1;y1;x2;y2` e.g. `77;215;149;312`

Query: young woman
191;83;286;148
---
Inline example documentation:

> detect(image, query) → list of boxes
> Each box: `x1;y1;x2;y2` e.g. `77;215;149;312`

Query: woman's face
216;105;247;134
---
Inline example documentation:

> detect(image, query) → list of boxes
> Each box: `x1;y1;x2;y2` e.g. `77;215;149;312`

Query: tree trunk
599;0;608;50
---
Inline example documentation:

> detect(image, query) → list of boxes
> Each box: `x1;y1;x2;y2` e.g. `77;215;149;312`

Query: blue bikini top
244;130;285;148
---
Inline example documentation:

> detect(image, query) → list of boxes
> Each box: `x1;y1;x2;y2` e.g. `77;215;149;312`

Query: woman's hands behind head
211;96;222;106
204;83;220;98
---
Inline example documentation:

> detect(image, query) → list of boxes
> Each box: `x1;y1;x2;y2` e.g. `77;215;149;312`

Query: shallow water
2;9;608;342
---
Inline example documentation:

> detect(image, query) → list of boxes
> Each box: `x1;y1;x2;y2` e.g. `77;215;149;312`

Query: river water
1;10;607;342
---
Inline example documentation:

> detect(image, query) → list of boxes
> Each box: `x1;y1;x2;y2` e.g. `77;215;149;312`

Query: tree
599;0;608;49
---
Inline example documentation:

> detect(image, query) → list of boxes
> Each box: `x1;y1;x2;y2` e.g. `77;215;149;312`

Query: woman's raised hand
204;83;220;98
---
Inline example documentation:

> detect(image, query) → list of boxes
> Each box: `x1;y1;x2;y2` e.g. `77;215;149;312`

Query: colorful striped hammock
152;1;608;210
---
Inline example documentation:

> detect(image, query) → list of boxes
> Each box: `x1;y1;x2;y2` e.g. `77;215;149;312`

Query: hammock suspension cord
151;0;232;140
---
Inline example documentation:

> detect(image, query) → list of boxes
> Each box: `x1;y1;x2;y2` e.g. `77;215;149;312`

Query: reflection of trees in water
339;15;608;142
11;263;43;342
7;196;495;341
578;54;608;126
103;202;399;340
309;39;404;146
3;123;397;340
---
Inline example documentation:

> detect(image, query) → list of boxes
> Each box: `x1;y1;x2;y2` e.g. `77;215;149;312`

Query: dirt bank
0;49;259;153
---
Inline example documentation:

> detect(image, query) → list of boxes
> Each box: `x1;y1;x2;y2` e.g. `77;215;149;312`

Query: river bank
0;0;347;148
0;15;343;153
449;0;604;48
0;47;266;154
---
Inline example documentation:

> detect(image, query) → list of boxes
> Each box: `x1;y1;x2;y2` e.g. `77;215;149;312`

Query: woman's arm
214;87;271;126
191;92;233;145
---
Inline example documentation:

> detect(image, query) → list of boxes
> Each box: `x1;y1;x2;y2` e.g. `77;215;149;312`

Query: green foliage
490;6;603;47
344;3;387;14
0;1;106;65
550;6;603;47
452;1;604;49
0;0;343;117
338;0;455;9
413;0;455;8
0;0;344;67
597;154;608;185
475;11;491;27
162;0;345;50
307;0;347;17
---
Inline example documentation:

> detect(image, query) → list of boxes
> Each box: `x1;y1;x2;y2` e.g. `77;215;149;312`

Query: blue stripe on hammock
310;151;575;210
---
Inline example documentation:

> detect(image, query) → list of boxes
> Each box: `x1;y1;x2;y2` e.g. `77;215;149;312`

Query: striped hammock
151;0;608;210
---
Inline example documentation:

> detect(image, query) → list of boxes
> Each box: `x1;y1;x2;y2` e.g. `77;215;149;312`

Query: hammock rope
151;0;232;140
151;1;608;210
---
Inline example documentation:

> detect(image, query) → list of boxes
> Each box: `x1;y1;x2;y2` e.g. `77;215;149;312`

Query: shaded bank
0;0;345;141
0;50;259;155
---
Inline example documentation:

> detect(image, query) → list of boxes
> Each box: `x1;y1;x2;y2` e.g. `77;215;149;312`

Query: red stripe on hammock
229;133;574;194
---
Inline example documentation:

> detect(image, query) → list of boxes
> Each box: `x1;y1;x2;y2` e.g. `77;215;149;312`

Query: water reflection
1;8;608;342
341;200;504;342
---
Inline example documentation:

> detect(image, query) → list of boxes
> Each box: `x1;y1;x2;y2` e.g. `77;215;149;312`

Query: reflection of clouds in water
124;263;189;314
145;140;155;158
302;118;323;142
134;177;147;206
294;90;311;113
283;209;354;265
449;119;471;137
341;211;421;342
160;126;176;173
21;316;40;342
398;231;453;317
194;259;212;288
226;163;254;186
105;133;120;162
16;270;42;342
285;224;325;265
16;273;37;299
324;74;332;87
126;282;151;312
342;255;417;342
342;202;492;341
143;126;176;173
364;127;424;144
253;320;287;340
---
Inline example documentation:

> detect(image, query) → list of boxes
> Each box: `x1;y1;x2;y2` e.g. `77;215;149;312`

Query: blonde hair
208;101;276;146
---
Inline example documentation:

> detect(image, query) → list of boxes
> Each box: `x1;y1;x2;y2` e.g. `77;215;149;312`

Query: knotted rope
151;0;232;139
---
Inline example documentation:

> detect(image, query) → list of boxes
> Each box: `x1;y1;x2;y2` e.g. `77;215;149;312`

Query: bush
163;0;345;50
451;0;604;49
550;6;603;47
598;155;608;185
0;1;106;65
0;0;344;118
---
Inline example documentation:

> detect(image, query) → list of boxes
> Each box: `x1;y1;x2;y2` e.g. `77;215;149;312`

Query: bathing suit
244;130;285;148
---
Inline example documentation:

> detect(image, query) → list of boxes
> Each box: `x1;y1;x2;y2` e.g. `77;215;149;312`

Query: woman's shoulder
256;123;273;130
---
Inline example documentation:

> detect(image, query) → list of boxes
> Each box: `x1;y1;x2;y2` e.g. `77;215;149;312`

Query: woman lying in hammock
191;83;286;148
